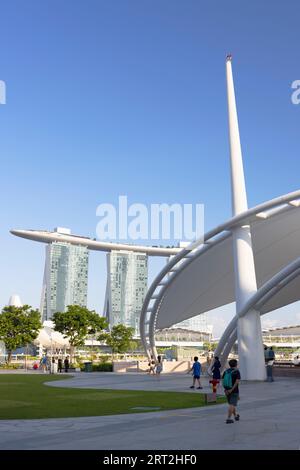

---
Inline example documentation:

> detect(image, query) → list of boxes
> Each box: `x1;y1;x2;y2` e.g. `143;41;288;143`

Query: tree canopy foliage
99;324;135;355
52;305;108;353
0;305;42;362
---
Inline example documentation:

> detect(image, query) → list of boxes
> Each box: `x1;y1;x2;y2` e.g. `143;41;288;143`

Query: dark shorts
227;393;239;406
193;375;200;380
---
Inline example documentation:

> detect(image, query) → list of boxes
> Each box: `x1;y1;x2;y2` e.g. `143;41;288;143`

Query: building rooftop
10;229;182;257
263;325;300;336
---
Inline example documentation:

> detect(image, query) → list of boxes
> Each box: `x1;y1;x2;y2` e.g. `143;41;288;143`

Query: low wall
113;361;140;373
273;365;300;378
139;360;192;373
112;360;210;374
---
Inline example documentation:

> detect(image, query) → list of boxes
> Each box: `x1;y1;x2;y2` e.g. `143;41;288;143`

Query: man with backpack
266;347;275;382
222;358;241;424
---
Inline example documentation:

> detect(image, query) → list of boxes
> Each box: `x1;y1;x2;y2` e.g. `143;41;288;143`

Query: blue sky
1;1;300;335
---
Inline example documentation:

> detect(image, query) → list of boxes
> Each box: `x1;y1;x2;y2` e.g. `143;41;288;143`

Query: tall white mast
226;55;266;380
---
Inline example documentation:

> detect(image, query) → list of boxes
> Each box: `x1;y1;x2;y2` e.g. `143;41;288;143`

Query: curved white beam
215;256;300;367
186;189;300;252
140;190;300;360
139;249;188;359
146;232;231;360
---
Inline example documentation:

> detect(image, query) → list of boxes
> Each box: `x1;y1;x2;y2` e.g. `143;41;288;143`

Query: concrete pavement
0;373;299;450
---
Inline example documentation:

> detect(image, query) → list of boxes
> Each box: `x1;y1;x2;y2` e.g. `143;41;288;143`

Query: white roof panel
156;207;300;329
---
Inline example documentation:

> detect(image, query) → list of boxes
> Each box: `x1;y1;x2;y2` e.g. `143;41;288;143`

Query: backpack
222;368;233;389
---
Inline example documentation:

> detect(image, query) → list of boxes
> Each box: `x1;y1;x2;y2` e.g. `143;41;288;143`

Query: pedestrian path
0;374;298;449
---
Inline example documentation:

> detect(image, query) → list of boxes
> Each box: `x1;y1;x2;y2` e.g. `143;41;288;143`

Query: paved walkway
0;373;299;450
46;371;213;392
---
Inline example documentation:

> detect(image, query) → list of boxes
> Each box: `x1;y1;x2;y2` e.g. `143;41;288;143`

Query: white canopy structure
153;200;300;330
140;192;300;361
140;56;300;380
34;321;69;349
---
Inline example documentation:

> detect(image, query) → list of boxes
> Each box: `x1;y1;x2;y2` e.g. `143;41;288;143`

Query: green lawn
0;374;226;420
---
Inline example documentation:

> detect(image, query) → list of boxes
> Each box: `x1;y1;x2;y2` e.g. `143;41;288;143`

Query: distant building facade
104;250;148;336
262;325;300;348
155;327;211;344
171;314;213;336
40;228;89;321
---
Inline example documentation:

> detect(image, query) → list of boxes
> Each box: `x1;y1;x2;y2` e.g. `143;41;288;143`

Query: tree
52;305;107;363
98;324;135;359
203;341;218;351
0;305;42;363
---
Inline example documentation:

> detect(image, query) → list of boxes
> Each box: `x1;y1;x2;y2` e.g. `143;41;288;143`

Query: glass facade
155;327;211;343
105;250;148;336
41;240;89;321
171;314;213;336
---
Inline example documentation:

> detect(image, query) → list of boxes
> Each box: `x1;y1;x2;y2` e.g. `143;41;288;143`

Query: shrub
0;363;22;369
98;355;111;364
92;363;113;372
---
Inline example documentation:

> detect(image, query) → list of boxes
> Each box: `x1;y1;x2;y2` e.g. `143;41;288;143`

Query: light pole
24;344;28;372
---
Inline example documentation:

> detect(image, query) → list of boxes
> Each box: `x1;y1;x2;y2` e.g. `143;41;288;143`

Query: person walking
211;355;222;390
51;357;57;374
211;356;221;380
64;356;70;373
266;347;275;382
148;355;156;375
40;355;48;373
188;356;203;389
222;358;241;424
58;358;63;373
155;355;163;378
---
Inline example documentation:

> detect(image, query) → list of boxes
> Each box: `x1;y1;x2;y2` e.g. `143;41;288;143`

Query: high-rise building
40;228;89;321
104;250;148;336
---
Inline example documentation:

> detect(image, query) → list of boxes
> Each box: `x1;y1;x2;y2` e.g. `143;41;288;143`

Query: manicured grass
0;374;226;420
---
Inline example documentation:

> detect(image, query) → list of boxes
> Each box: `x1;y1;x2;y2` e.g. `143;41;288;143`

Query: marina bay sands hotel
10;57;300;380
11;227;205;336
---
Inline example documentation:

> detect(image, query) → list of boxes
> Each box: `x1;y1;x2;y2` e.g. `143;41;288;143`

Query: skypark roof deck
10;229;181;257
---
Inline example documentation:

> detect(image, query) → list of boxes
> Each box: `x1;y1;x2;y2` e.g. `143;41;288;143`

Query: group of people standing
187;355;240;424
189;351;277;424
189;355;222;390
39;355;70;373
147;350;277;424
148;355;163;376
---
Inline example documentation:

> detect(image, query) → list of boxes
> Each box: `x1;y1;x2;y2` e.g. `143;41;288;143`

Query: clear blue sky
1;1;300;335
